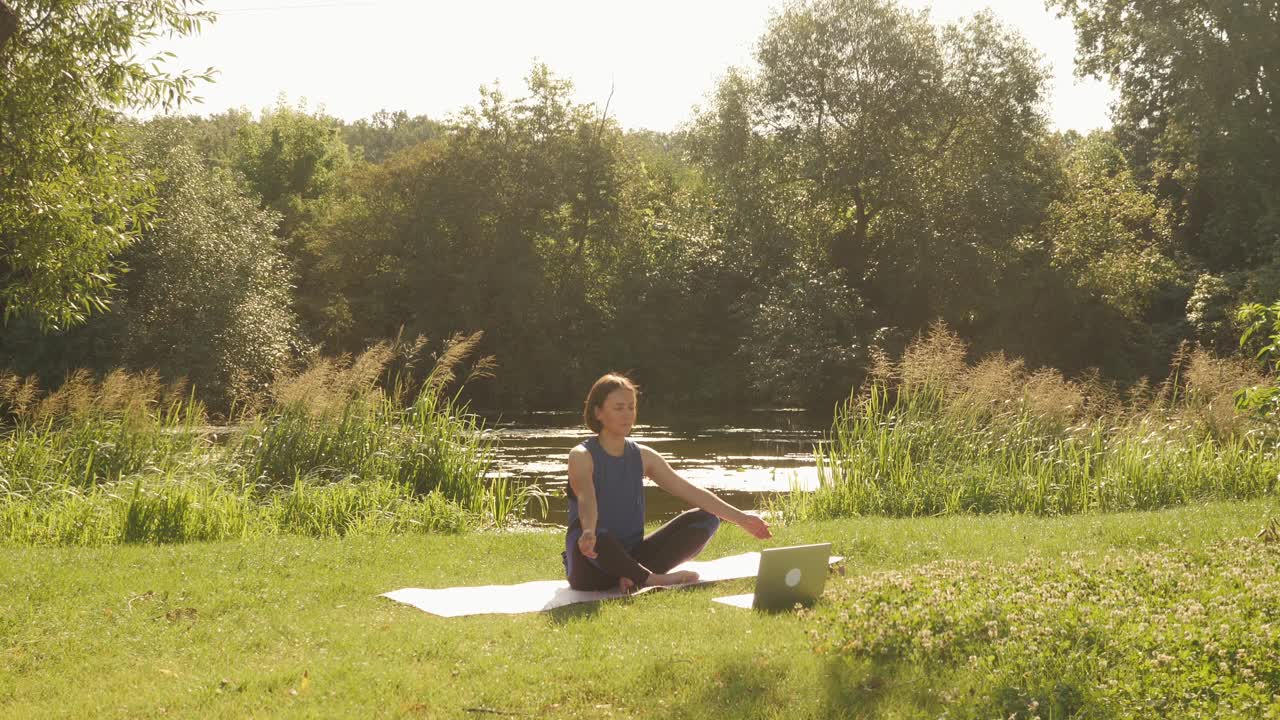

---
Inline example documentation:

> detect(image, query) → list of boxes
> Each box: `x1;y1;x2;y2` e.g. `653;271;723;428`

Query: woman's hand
736;512;772;540
578;529;598;559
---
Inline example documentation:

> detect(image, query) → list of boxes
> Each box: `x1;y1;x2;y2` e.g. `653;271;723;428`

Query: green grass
3;499;1278;719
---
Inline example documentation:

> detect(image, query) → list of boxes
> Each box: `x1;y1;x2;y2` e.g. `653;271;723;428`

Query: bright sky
144;0;1116;133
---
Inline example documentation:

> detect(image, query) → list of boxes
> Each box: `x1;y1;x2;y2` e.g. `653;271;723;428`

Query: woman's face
595;387;636;436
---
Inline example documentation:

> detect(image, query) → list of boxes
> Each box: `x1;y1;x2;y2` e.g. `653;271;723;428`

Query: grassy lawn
3;498;1278;719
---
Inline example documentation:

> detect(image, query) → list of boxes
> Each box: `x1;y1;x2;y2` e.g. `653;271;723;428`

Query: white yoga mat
381;551;841;617
710;593;755;609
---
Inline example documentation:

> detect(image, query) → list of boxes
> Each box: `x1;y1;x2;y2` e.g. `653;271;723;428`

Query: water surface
481;410;827;526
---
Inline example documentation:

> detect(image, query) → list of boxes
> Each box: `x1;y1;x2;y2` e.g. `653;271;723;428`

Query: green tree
0;0;212;330
594;142;750;408
685;68;803;286
342;109;445;164
0;123;301;406
690;0;1058;390
1186;273;1239;354
297;65;632;408
227;102;357;355
234;101;354;241
1050;0;1280;273
1043;132;1183;322
754;0;946;283
744;1;1056;332
120;123;300;407
744;248;877;407
169;108;255;172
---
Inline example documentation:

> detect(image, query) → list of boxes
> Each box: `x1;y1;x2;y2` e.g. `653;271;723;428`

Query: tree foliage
753;1;1054;334
121;122;300;405
1051;0;1280;273
1044;132;1182;321
295;65;633;406
745;249;877;407
0;0;213;330
1235;299;1280;418
6;0;1276;413
685;0;1061;402
234;101;354;239
342;109;446;164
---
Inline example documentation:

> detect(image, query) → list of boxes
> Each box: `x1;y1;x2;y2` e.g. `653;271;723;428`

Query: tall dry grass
869;324;1264;437
0;369;196;425
0;331;531;546
771;323;1278;521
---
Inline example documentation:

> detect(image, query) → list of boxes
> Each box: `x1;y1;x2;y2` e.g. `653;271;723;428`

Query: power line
214;1;378;14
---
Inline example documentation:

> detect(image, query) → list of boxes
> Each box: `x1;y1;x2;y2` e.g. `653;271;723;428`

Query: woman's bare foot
647;570;699;586
618;576;636;594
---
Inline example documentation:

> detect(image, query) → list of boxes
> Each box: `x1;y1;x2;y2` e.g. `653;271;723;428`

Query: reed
233;335;504;511
0;333;531;546
771;325;1279;521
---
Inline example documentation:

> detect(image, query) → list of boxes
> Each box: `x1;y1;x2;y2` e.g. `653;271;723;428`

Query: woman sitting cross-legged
563;372;772;592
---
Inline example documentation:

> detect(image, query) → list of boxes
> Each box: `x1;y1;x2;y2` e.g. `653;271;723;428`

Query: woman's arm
567;446;600;558
639;445;772;539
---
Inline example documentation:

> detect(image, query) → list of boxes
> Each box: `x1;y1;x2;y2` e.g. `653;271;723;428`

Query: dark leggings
566;509;721;590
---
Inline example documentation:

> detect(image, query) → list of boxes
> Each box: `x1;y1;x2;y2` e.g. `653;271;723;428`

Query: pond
479;409;829;526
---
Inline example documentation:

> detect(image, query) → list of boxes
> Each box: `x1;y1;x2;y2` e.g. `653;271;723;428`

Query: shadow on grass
546;583;708;625
651;656;784;719
820;656;944;718
546;597;620;624
644;651;942;719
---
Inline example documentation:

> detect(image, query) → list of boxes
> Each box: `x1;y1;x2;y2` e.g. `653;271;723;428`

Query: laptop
711;542;835;610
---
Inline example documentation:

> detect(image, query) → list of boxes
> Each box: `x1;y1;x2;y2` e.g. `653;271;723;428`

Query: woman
564;372;772;592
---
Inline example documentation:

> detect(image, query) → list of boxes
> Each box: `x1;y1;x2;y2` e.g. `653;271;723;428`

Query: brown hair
583;372;640;433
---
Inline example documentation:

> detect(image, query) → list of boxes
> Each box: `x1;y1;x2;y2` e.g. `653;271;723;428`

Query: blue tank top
566;437;646;551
